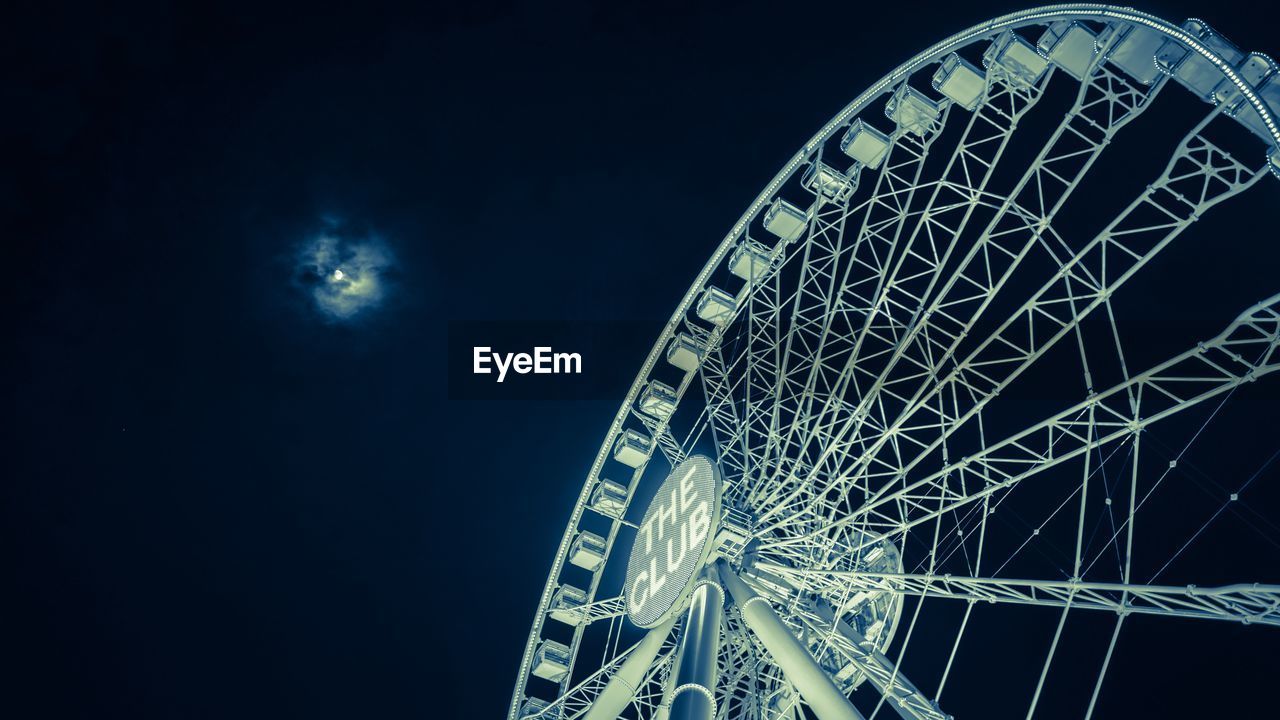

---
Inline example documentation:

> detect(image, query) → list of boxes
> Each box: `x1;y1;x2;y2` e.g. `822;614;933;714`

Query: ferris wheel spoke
764;69;1049;495
529;620;677;720
708;611;768;720
742;274;789;487
795;604;949;720
774;126;945;478
576;617;678;720
741;222;896;508
854;108;1263;473
720;563;867;720
695;253;803;489
747;114;946;509
758;183;877;501
757;111;1269;536
701;339;752;483
632;408;688;469
761;292;1280;548
548;594;629;628
758;566;1280;627
1082;614;1126;720
754;59;1167;525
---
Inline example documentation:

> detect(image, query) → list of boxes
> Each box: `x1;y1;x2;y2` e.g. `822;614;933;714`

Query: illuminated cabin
1036;21;1098;80
1099;22;1165;84
1156;20;1245;102
714;506;755;564
984;29;1049;87
729;240;772;281
885;85;945;135
548;584;588;626
696;286;736;326
932;53;987;111
762;198;808;242
568;531;607;571
840;119;890;168
1222;54;1278;137
612;429;651;468
531;639;572;682
666;333;707;373
802;160;857;202
590;478;628;517
637;380;678;420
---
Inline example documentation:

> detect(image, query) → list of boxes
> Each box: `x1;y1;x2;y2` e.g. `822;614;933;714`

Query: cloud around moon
294;224;395;322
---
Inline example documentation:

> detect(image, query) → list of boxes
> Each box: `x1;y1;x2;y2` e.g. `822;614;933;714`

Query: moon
294;228;394;321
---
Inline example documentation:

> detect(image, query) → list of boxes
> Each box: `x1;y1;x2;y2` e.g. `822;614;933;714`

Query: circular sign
624;455;722;628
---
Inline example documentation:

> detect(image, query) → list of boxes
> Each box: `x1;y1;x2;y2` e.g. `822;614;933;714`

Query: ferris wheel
508;5;1280;719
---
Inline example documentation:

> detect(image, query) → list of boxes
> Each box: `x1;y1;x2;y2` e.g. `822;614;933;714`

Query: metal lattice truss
510;6;1280;720
759;293;1280;554
748;60;1175;532
765;566;1280;626
550;596;629;627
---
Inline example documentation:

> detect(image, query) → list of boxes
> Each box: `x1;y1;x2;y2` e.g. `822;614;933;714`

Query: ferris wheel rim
508;6;1280;718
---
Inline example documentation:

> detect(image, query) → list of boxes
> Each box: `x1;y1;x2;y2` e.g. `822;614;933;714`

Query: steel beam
669;567;724;720
720;561;866;720
652;634;683;720
765;566;1280;627
583;616;676;720
800;602;948;720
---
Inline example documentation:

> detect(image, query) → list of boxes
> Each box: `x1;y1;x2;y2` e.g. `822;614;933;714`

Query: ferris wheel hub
623;455;723;628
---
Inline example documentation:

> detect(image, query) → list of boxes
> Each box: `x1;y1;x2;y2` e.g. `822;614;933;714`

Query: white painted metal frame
510;6;1280;720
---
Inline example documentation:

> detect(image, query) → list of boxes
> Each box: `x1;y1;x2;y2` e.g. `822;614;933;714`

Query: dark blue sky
7;1;1280;717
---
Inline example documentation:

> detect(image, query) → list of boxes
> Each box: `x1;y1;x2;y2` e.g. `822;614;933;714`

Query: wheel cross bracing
509;6;1280;720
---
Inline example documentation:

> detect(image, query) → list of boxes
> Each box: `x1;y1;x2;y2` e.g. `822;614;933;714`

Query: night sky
7;1;1280;718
